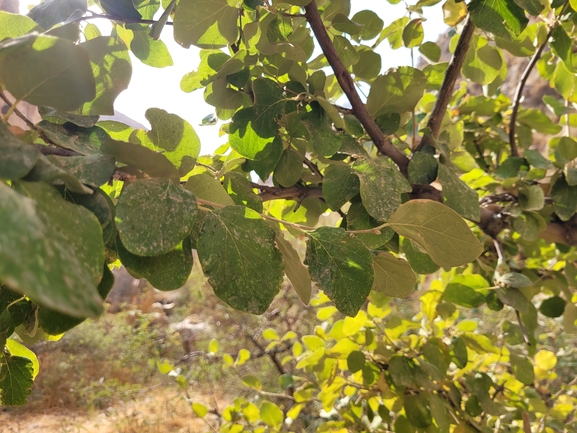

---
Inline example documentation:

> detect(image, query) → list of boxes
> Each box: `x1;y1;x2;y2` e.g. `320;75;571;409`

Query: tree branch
509;27;554;157
251;182;323;202
303;1;409;174
73;12;174;26
415;18;475;152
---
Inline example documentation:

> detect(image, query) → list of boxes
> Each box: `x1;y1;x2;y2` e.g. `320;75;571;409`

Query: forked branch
303;1;410;174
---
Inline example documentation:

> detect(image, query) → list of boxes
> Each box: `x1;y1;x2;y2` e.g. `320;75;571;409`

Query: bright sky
20;0;447;155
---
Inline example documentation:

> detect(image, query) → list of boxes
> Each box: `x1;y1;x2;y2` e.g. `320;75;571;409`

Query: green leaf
551;26;574;73
5;340;39;379
430;393;450;433
37;122;109;155
100;138;180;179
39;107;99;128
387;200;483;267
27;0;87;30
1;182;104;318
197;206;284;314
352;48;382;81
305;227;374;316
552;175;577;221
408;152;438;185
518;185;544;211
0;11;41;41
443;0;468;26
133;0;161;19
145;108;200;176
347;350;366;373
242;374;262;390
150;0;176;40
131;29;174;68
437;163;480;222
403;19;424;48
100;0;141;19
347;202;394;249
224;173;263;213
173;0;238;49
372;252;417;298
450;336;468;368
0;356;33;406
511;212;545;241
0;34;95;111
462;39;503;85
510;353;534;385
274;232;312;304
62;188;115;244
366;67;426;116
419;42;441;63
322;165;360;211
81;36;132;115
468;0;528;39
352;10;384;40
388;355;416;387
539;296;566;318
117;237;193;291
185;173;235;206
260;401;284;429
353;158;411;222
402;238;440;274
512;0;543;15
405;393;432;428
274;149;303;187
0;122;40;180
229;111;274;160
23;155;92;194
498;272;532;289
443;278;486;308
116;178;197;256
46;154;116;188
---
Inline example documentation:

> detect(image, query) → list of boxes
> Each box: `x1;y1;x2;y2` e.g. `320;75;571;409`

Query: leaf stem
303;0;410;175
196;198;315;232
415;18;475;152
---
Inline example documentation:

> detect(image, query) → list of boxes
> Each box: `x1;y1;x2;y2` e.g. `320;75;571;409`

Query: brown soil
0;389;226;433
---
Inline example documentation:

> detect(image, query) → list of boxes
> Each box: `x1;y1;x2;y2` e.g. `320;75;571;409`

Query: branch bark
509;27;554;157
303;1;409;174
415;18;475;152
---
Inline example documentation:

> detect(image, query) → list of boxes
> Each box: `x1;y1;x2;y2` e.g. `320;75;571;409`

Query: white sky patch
19;0;447;155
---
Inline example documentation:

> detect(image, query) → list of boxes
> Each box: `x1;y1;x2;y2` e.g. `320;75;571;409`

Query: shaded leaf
372;252;416;298
27;0;87;30
197;206;284;314
305;227;374;316
274;232;312;304
353;158;411;222
116;178;197;256
0;34;95;111
1;182;103;318
366;67;426;116
0;122;40;180
323;164;360;210
117;237;193;291
0;356;33;406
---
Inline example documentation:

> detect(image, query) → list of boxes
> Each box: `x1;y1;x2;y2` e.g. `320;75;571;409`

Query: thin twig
509;32;554;156
303;1;409;174
0;91;35;129
415;18;475;152
72;12;174;26
515;309;531;346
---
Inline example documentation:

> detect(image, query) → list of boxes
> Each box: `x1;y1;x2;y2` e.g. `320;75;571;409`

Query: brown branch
303;1;409;174
415;18;475;152
509;28;555;157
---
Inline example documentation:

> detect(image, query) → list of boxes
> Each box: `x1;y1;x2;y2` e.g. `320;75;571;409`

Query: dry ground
1;389;227;433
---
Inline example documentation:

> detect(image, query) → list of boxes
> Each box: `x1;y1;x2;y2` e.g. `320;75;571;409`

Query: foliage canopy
2;0;577;431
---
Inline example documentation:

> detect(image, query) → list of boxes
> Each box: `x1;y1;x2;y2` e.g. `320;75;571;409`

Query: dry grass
1;388;229;432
